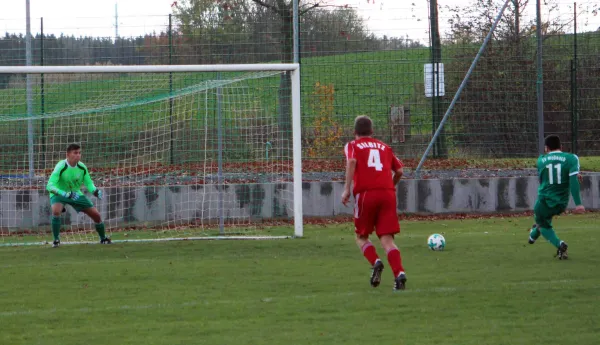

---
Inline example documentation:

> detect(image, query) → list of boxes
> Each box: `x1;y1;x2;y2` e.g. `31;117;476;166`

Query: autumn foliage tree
171;0;367;158
306;82;343;159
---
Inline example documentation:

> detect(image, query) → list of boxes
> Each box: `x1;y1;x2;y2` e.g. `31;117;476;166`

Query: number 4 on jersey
368;149;383;171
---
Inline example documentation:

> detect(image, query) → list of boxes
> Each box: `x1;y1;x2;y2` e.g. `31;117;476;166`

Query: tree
299;7;369;55
443;0;600;157
250;0;332;61
249;0;334;157
172;0;340;157
172;0;254;63
444;0;532;45
442;0;540;157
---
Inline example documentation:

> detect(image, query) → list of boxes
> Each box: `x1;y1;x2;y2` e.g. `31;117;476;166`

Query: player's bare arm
572;176;585;214
392;168;403;185
572;174;585;214
341;158;357;206
570;155;585;214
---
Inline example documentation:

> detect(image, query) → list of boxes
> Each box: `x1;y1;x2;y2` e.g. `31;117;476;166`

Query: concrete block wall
304;175;599;216
0;175;598;229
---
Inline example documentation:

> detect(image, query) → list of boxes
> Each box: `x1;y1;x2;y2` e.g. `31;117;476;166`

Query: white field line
1;279;596;318
0;258;160;269
0;225;596;252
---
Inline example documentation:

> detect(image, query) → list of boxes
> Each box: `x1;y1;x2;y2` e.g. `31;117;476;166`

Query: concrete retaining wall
1;175;598;228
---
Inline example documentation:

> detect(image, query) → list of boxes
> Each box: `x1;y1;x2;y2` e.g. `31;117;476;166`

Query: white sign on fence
424;63;445;97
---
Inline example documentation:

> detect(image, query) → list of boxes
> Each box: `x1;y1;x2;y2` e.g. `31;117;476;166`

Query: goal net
0;64;302;246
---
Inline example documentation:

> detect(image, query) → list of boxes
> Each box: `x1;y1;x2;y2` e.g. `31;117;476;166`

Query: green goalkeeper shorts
50;194;94;213
534;198;566;229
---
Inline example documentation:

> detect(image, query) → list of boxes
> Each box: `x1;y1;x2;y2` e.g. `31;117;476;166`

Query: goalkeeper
46;143;110;247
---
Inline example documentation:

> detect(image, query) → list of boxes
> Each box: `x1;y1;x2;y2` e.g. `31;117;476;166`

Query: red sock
361;242;379;266
386;248;405;278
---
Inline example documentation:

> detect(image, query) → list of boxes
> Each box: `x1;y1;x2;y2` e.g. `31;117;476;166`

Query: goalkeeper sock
540;227;561;249
386;247;405;278
51;216;61;241
361;242;380;266
95;223;106;240
529;225;541;242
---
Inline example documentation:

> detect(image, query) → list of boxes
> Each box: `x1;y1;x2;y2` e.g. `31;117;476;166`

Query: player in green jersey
528;135;585;259
46;143;111;247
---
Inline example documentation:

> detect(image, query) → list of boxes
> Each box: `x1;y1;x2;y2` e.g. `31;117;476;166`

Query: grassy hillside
1;37;598;168
0;49;432;168
301;49;430;128
0;48;431;125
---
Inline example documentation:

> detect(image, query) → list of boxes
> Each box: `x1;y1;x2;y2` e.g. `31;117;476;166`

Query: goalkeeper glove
93;189;103;200
62;191;79;201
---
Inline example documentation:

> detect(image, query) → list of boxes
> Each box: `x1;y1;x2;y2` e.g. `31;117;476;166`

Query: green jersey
46;160;97;197
537;151;581;208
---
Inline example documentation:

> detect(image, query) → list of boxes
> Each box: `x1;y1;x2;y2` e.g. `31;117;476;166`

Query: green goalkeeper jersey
46;160;97;197
537;151;581;208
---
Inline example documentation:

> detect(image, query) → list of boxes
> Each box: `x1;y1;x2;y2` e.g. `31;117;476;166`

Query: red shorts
353;189;399;237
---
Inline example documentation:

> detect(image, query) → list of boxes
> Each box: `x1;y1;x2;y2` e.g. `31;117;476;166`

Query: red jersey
344;137;403;196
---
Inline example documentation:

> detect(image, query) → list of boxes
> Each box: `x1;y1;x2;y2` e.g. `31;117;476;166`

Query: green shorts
534;198;566;229
50;194;94;213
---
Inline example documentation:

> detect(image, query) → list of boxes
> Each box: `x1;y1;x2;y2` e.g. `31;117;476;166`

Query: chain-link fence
0;0;599;171
436;0;600;159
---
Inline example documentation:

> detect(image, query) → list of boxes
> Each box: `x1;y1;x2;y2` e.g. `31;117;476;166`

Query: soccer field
1;214;599;345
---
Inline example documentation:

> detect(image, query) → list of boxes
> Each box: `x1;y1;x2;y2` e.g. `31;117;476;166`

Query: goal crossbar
0;63;299;74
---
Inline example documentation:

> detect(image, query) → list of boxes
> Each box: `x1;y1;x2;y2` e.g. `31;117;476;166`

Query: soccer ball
427;234;446;251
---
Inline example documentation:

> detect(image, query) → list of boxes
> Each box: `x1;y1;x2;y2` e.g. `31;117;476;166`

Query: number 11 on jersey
546;163;562;184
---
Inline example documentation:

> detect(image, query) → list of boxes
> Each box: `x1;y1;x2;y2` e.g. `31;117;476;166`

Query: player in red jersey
341;116;407;291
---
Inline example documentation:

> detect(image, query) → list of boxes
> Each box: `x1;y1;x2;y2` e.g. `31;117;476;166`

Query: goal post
0;63;303;245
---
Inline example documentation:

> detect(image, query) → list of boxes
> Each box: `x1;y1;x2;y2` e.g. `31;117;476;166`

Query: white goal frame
0;63;303;239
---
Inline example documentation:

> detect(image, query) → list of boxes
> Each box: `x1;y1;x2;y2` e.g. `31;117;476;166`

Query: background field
1;49;429;121
2;1;600;170
1;213;599;345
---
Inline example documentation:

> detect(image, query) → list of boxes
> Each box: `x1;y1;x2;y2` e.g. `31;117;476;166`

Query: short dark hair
354;115;373;136
544;135;561;151
67;143;81;153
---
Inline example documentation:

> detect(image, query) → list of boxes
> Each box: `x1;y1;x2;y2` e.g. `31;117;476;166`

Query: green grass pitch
1;213;599;345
